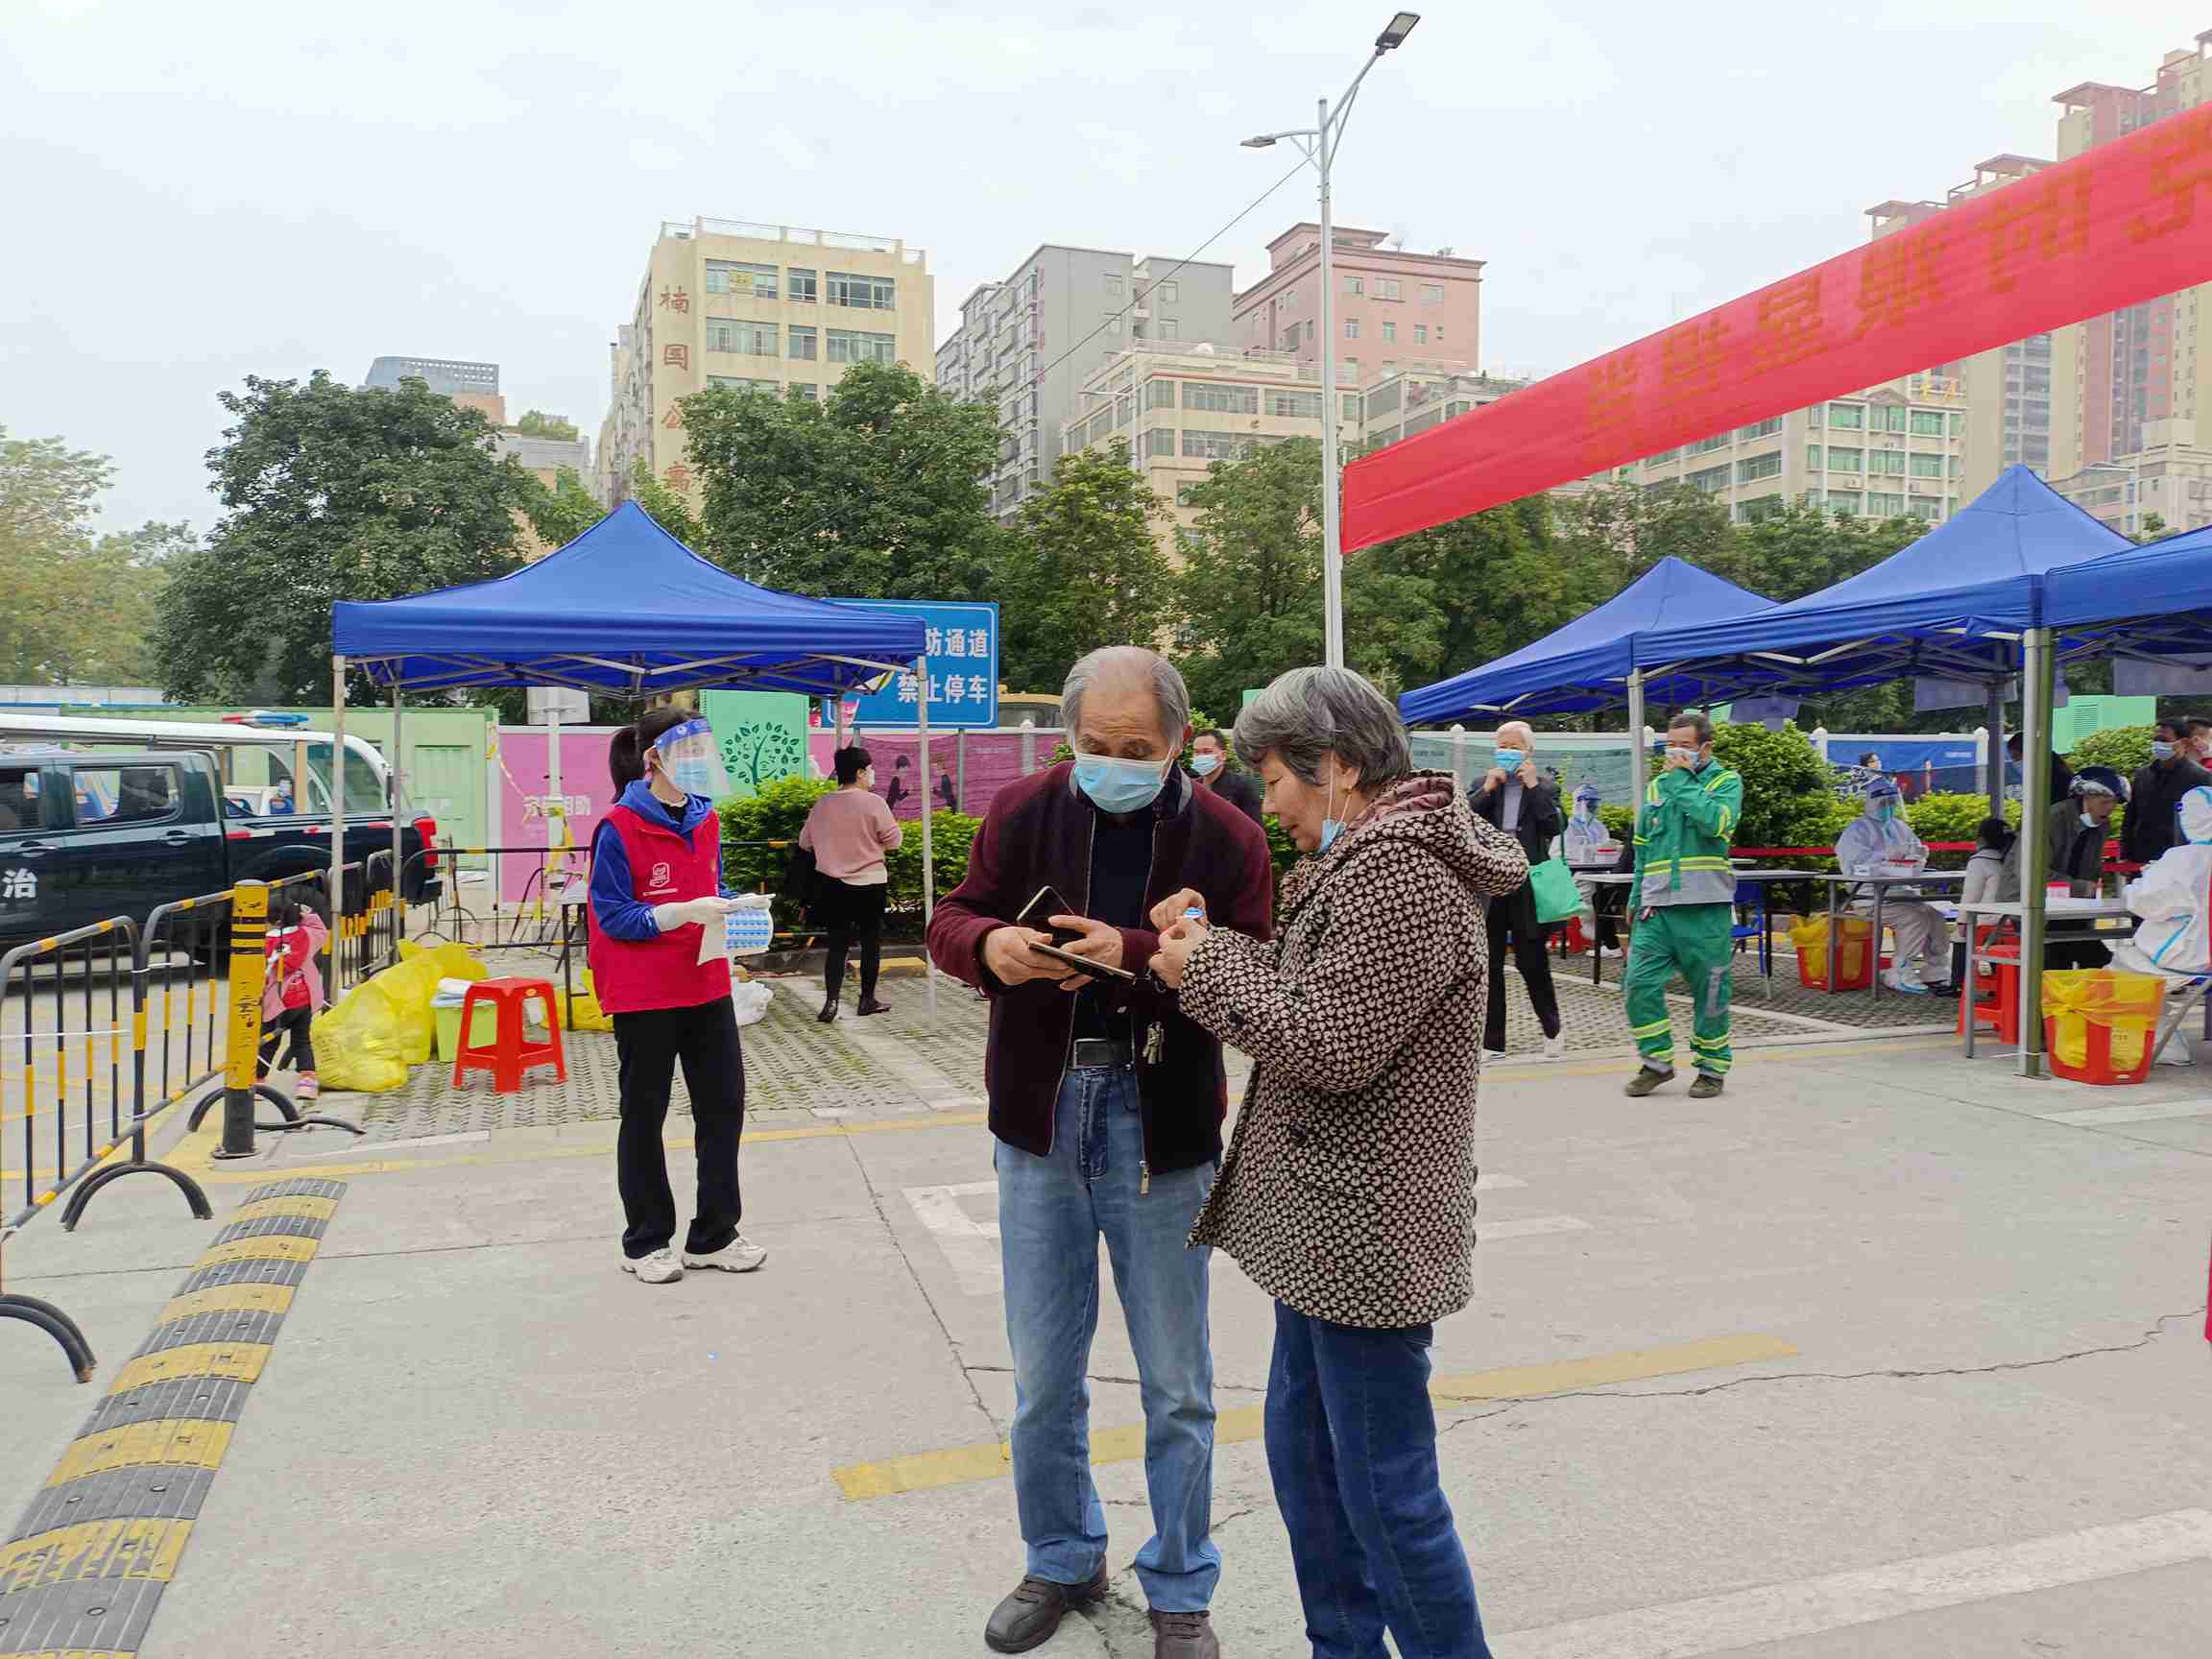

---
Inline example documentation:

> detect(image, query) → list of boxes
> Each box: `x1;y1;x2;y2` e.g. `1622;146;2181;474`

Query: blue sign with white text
837;600;1000;730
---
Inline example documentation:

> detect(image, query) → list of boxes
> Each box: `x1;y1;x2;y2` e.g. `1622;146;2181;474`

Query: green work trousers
1624;902;1734;1076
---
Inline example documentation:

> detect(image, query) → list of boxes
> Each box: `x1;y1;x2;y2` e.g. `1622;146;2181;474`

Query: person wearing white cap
1836;775;1950;995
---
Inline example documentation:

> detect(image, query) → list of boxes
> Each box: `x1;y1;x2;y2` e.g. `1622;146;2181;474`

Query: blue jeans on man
995;1065;1219;1611
1266;1304;1494;1659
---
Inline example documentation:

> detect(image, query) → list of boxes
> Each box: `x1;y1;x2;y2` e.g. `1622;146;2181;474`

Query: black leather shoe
817;995;839;1024
984;1567;1108;1653
1150;1609;1220;1658
856;995;892;1017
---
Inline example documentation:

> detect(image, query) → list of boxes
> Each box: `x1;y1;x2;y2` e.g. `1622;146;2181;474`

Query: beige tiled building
2048;418;2212;536
1057;346;1524;556
1233;224;1483;387
597;216;933;506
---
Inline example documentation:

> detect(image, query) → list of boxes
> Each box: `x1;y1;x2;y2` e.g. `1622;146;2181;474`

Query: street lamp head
1376;11;1420;49
1240;133;1279;149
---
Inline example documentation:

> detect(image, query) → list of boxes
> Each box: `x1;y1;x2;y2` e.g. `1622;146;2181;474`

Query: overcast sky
1;0;2186;533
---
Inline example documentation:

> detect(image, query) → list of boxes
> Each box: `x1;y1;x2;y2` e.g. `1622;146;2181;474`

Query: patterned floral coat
1182;773;1529;1328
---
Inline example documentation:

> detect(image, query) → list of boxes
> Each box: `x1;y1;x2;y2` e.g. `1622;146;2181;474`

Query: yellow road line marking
0;1519;193;1592
158;1284;295;1321
107;1342;271;1394
48;1420;233;1486
192;1236;320;1266
229;1195;339;1223
832;1332;1800;1501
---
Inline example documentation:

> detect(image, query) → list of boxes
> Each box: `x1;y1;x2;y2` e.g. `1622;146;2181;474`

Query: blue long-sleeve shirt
588;781;724;942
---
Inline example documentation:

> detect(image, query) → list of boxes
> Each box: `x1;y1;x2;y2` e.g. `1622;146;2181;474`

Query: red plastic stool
451;976;566;1094
1958;931;2021;1044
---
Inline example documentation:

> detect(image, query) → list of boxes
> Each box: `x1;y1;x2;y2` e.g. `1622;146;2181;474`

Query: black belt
1070;1036;1133;1070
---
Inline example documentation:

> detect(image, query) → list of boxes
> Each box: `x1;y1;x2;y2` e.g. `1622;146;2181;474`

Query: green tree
514;410;580;441
1365;494;1579;679
1705;498;1919;603
1000;439;1174;692
1554;481;1735;597
153;372;533;702
681;362;1004;601
0;429;184;684
519;465;606;549
1172;438;1446;713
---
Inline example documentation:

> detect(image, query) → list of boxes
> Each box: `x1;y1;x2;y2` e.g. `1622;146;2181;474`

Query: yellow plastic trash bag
1787;915;1875;989
565;969;614;1033
371;941;489;1065
2042;970;2163;1073
309;986;407;1094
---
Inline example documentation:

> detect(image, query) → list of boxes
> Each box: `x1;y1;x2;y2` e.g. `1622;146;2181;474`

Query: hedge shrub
719;777;982;933
2068;724;2154;778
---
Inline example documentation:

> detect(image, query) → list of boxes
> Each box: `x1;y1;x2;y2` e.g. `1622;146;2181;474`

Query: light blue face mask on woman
1074;754;1169;814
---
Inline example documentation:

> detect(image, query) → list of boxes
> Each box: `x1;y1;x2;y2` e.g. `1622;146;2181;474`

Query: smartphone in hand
1016;884;1082;946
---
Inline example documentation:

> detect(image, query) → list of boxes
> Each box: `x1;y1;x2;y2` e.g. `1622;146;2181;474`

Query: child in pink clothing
258;901;329;1099
799;746;904;1021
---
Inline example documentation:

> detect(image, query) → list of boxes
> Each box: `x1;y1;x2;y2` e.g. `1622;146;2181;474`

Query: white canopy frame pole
916;655;938;1026
330;656;349;955
1625;669;1647;805
2018;627;2053;1080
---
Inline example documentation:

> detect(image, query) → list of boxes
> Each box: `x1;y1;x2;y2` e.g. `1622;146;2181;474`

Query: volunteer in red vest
586;708;761;1286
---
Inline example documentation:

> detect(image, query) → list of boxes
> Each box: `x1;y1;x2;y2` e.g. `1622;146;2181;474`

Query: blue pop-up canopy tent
332;501;927;697
329;503;945;994
1633;467;2131;695
1398;556;1776;724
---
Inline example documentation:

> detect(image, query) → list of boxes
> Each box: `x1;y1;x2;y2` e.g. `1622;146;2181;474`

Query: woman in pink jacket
799;745;904;1023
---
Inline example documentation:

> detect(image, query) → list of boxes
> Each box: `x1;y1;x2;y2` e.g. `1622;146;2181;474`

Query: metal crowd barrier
1;916;210;1382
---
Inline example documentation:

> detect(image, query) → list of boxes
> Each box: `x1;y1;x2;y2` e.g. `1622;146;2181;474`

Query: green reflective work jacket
1634;758;1744;907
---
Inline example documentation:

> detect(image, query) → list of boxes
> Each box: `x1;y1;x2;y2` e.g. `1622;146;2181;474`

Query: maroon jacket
928;762;1275;1174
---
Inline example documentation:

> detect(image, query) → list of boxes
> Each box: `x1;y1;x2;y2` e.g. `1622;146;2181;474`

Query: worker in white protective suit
1563;781;1623;957
1836;775;1952;994
2111;786;2212;977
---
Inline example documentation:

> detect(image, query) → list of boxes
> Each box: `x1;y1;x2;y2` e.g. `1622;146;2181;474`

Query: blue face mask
1318;769;1348;851
1494;749;1524;771
667;759;721;798
2152;740;2177;760
1075;754;1168;814
1190;752;1222;777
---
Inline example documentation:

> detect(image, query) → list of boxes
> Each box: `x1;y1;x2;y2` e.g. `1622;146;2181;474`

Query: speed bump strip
0;1179;346;1659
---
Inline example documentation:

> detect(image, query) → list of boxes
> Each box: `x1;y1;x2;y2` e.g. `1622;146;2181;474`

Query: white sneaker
684;1235;768;1273
1882;969;1930;996
622;1247;684;1285
1542;1033;1567;1061
1598;947;1623;960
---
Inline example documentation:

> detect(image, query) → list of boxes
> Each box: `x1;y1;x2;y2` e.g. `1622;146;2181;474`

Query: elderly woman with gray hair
1147;666;1526;1659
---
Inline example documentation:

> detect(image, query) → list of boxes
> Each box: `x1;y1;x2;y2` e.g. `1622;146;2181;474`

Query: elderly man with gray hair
929;646;1274;1659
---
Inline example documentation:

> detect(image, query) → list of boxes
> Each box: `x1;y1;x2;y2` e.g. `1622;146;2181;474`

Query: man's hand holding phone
982;926;1079;987
1045;915;1127;991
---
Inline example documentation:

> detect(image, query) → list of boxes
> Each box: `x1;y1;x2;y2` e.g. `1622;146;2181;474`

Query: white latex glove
652;896;734;931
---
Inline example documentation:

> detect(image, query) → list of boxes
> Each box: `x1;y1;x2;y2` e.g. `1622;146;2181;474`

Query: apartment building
1057;346;1525;556
1232;223;1483;387
2047;38;2212;482
596;216;933;505
363;355;506;424
2049;418;2212;536
1623;374;1970;525
934;246;1235;520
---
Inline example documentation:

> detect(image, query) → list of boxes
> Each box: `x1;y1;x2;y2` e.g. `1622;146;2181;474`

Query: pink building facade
1232;223;1485;387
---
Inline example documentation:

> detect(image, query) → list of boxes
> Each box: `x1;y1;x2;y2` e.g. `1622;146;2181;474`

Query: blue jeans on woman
1266;1302;1493;1659
995;1065;1220;1611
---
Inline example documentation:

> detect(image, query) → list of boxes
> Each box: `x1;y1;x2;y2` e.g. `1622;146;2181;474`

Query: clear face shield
647;717;732;801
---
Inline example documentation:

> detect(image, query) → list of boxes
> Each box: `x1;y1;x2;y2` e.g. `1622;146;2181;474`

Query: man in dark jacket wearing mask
2125;720;2212;866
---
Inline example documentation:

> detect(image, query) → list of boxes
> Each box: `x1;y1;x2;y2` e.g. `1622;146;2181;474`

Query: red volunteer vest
586;804;733;1015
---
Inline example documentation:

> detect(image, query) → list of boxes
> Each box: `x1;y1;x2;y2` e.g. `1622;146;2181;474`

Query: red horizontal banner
1345;102;2212;551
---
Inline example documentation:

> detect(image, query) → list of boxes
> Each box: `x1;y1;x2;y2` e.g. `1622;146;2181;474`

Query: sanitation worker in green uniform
1623;710;1744;1098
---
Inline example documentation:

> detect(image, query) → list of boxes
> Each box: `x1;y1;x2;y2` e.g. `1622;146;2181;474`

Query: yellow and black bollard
214;880;271;1161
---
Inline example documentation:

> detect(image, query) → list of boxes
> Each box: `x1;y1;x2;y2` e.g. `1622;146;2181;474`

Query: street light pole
1244;12;1421;672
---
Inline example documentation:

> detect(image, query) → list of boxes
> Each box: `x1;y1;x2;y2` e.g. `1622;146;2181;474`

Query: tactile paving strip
0;1177;346;1657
